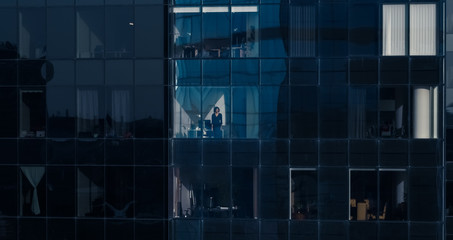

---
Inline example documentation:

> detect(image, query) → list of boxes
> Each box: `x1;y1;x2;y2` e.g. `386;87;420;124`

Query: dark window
0;87;17;137
19;8;46;59
291;169;317;220
349;4;378;55
135;167;166;218
77;167;104;217
290;58;317;85
105;7;133;58
320;86;347;138
76;7;104;58
0;8;18;59
260;86;288;138
319;3;348;57
105;167;134;218
320;58;347;84
135;86;165;138
47;86;76;137
232;167;258;218
47;8;75;58
47;167;76;217
290;86;318;138
350;58;378;84
136;6;164;58
0;166;17;216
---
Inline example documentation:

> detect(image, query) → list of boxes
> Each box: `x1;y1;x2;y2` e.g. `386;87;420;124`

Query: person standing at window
211;106;222;138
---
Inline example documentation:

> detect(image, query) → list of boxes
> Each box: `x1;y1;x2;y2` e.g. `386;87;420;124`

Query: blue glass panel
105;7;134;58
76;7;104;58
232;12;259;58
203;60;229;85
203;12;230;57
173;12;201;58
19;8;46;59
232;59;258;85
260;5;287;58
136;6;164;58
289;5;316;57
172;87;201;138
232;86;259;138
175;60;201;85
349;4;378;55
260;86;288;138
319;3;348;57
261;59;287;85
320;86;348;138
47;8;75;59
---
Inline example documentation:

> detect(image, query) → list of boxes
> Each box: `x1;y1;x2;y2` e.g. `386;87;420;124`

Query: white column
432;86;438;139
413;87;431;138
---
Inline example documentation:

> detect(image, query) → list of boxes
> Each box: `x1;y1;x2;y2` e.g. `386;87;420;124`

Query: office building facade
0;0;451;239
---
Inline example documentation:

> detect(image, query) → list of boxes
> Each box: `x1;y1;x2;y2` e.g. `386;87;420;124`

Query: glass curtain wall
170;1;444;240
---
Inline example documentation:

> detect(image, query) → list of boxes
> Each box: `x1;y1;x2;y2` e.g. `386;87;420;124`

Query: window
349;169;407;221
290;169;317;220
382;4;436;56
412;86;438;139
19;89;46;138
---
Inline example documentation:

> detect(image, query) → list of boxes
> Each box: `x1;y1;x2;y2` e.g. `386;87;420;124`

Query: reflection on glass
203;12;230;57
379;87;407;138
105;6;133;58
232;87;259;138
77;88;104;138
261;86;287;139
106;88;133;138
289;5;316;57
173;86;201;138
47;86;76;137
348;87;377;138
175;60;200;85
105;7;133;58
19;89;46;138
261;59;287;85
349;170;377;221
19;8;46;59
232;59;258;85
77;167;104;217
232;10;258;58
379;170;407;220
290;169;317;220
203;60;229;85
173;11;201;58
260;5;286;58
76;8;104;58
